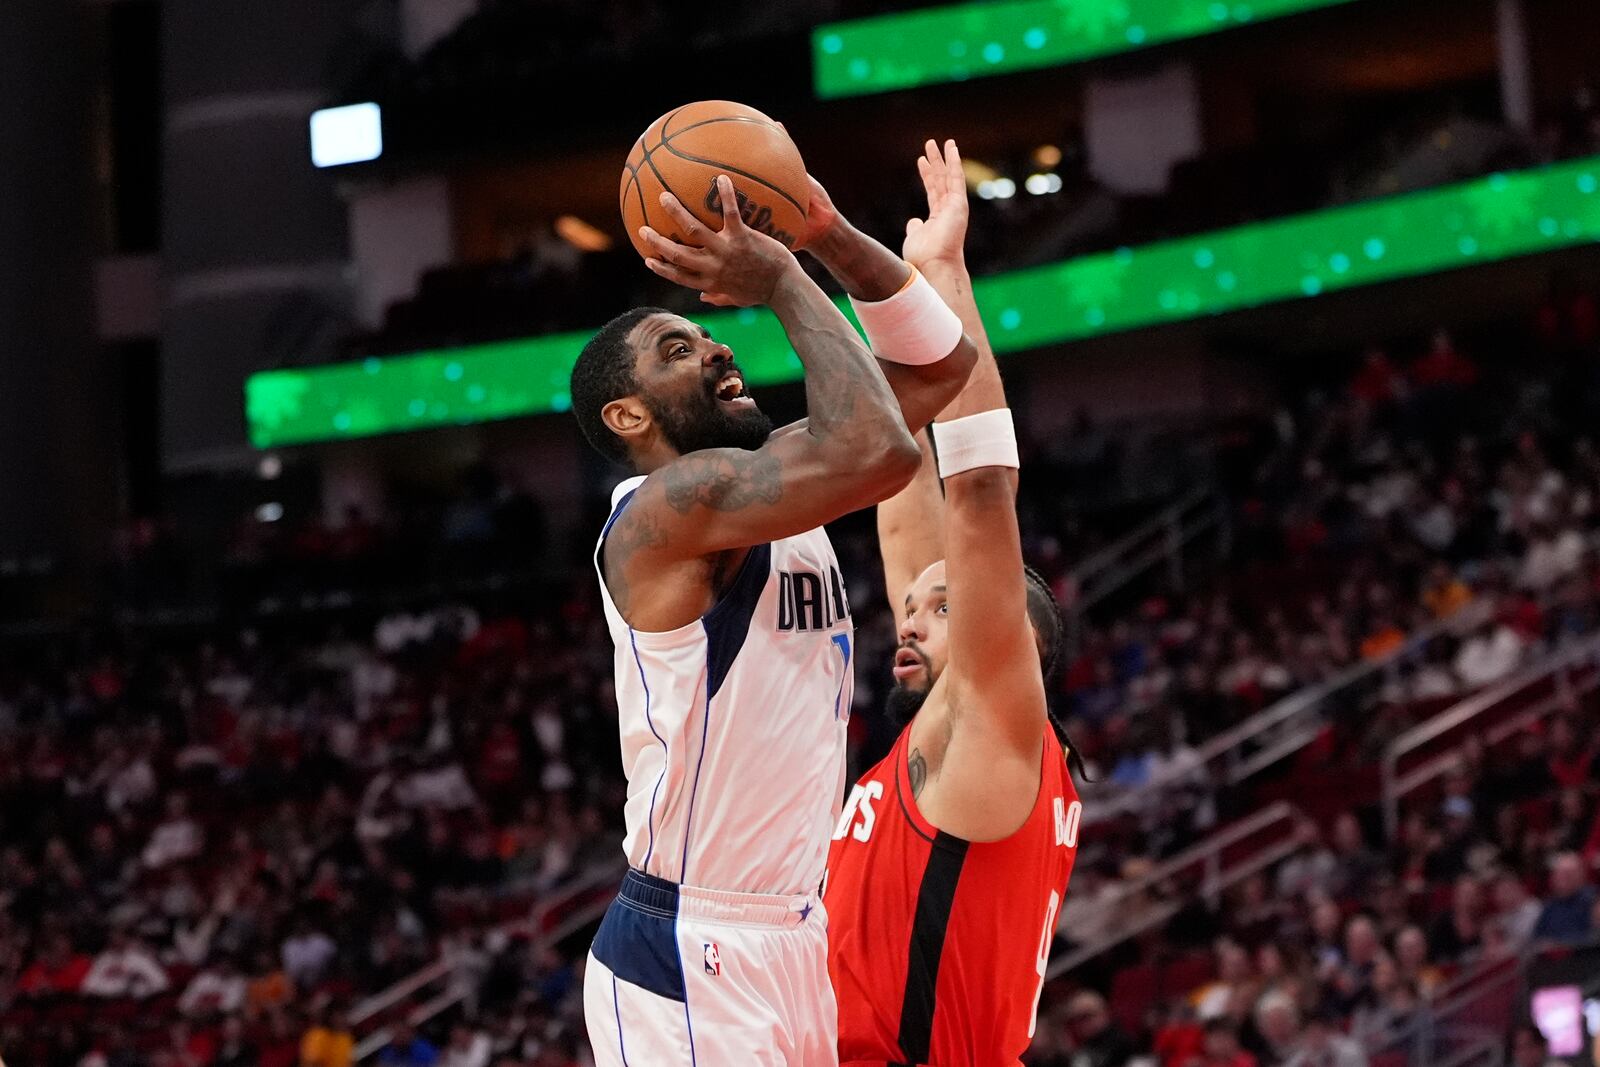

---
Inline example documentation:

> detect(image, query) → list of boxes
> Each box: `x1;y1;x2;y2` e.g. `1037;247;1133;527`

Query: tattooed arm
613;177;921;601
618;264;920;557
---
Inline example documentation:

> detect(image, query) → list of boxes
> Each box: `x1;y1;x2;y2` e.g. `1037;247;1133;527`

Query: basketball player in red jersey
824;140;1083;1067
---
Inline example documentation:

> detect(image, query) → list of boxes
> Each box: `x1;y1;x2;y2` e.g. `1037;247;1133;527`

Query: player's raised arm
790;180;977;434
872;134;986;615
876;429;945;618
619;175;922;560
918;140;1047;757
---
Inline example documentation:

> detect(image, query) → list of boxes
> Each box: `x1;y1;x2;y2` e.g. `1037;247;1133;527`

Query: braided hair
1022;564;1091;783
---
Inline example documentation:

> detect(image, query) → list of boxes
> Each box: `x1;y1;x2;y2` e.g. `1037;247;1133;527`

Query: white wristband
932;409;1019;478
849;266;963;366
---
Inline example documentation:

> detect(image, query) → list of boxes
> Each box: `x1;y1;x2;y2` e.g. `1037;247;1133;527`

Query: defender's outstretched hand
638;174;799;308
794;175;840;252
902;139;969;273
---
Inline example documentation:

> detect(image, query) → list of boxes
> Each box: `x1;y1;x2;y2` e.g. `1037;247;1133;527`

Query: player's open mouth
892;647;926;681
714;374;755;408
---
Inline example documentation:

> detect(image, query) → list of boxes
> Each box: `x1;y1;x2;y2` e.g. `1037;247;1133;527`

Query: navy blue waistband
618;868;681;914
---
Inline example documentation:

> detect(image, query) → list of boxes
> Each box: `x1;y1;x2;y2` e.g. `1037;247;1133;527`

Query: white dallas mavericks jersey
595;475;853;897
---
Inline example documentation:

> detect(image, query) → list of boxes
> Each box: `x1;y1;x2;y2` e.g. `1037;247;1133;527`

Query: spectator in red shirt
86;656;126;703
16;933;90;997
1410;329;1479;388
475;718;525;804
1500;594;1545;642
165;1019;218;1067
1549;787;1594;855
529;1042;581;1067
1534;272;1599;354
1193;1019;1258;1067
255;1008;303;1067
1545;716;1596;787
1349;347;1405;408
1154;1007;1206;1067
1581;805;1600;873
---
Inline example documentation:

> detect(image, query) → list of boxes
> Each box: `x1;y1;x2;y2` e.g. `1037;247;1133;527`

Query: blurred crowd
1064;320;1600;811
9;296;1600;1066
1020;314;1600;1065
0;588;628;1067
1026;703;1600;1067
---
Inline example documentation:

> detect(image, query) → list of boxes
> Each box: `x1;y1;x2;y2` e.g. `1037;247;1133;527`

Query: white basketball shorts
584;869;838;1066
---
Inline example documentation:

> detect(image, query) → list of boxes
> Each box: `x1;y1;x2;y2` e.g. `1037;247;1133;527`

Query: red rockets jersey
824;723;1081;1066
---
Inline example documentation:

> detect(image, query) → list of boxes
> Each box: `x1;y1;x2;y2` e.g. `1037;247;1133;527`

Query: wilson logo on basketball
704;180;797;249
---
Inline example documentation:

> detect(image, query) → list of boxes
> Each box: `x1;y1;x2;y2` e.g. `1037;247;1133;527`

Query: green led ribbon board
813;0;1360;99
247;156;1600;448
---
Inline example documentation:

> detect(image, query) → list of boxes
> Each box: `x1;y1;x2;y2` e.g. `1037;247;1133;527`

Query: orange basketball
620;101;810;261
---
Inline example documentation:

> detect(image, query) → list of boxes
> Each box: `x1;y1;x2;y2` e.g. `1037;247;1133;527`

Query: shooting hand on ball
639;175;798;308
902;139;969;273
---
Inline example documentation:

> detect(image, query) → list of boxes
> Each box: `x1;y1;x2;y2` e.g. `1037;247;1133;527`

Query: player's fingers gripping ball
620;100;810;261
638;176;798;307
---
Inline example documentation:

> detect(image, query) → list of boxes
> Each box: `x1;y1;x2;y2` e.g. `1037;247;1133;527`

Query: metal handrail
1432;1038;1505;1067
1364;951;1521;1067
349;959;453;1027
352;854;627;1059
1070;488;1213;584
1069;488;1227;618
1087;597;1492;825
1045;801;1303;979
355;986;465;1060
1380;631;1600;836
515;857;629;938
1374;937;1600;1066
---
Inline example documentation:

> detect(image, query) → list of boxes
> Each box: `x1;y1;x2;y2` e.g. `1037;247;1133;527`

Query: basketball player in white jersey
569;174;976;1065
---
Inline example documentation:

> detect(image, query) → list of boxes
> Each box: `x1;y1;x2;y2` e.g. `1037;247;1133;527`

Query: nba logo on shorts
703;943;722;976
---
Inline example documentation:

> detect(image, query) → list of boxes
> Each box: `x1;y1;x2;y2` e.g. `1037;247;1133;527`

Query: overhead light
962;158;1000;189
255;502;284;523
991;177;1017;199
258;454;282;480
1032;144;1062;168
309;102;382;168
1026;173;1063;195
555;215;613;252
976;180;997;200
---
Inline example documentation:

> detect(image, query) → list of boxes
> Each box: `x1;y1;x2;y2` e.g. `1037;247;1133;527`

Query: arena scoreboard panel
812;0;1364;98
246;155;1600;448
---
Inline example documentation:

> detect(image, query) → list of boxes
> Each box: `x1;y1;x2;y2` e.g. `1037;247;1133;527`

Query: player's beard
646;377;773;456
885;681;930;727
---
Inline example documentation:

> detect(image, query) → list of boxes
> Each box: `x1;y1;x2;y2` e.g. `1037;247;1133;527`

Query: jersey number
832;780;883;842
831;633;852;720
1027;889;1061;1039
1054;798;1082;848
